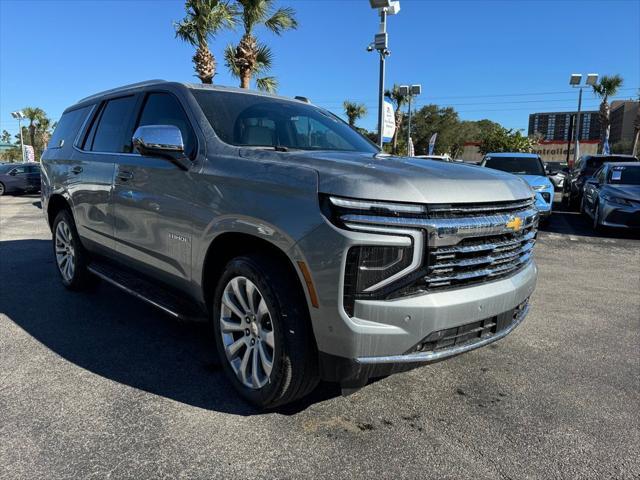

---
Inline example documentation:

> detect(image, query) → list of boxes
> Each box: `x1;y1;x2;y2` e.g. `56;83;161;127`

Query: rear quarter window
47;106;92;149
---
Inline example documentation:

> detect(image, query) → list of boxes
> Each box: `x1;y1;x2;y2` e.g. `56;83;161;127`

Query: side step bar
88;261;206;322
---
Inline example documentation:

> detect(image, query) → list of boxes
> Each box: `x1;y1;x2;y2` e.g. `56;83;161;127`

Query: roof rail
76;79;167;104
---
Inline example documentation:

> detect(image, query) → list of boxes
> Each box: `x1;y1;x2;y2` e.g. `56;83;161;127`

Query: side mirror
9;170;17;176
132;125;190;170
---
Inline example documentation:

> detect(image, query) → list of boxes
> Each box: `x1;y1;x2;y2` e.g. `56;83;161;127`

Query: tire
593;202;603;233
0;182;5;196
580;196;586;215
212;254;319;409
52;209;93;290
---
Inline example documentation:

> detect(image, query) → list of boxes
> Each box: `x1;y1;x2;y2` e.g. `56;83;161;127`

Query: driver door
112;91;199;288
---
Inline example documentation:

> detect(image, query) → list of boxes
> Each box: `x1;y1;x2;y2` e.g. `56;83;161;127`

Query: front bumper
601;202;640;228
534;191;553;216
319;299;530;387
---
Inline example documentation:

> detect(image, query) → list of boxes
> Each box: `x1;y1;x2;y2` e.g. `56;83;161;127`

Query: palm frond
256;76;277;93
224;43;241;78
264;7;297;35
253;42;274;75
238;0;271;33
174;19;198;45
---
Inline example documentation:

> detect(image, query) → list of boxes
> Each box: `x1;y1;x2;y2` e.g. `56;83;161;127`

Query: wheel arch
201;232;313;319
47;193;73;231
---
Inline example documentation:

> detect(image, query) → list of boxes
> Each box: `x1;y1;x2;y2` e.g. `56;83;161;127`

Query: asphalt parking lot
1;194;639;479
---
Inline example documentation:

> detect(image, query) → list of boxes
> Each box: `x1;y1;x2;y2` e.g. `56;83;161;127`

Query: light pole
569;73;598;166
10;111;26;162
399;84;421;155
368;0;400;148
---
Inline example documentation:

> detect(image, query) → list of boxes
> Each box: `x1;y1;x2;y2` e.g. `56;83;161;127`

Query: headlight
602;194;634;207
532;185;548;191
321;194;423;316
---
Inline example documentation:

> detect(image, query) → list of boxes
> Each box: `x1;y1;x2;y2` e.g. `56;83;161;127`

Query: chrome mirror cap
132;125;184;156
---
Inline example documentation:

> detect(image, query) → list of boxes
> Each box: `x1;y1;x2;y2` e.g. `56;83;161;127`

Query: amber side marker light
297;261;319;308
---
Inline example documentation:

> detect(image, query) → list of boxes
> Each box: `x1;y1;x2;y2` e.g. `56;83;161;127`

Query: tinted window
609;165;640;185
484;156;546;176
27;165;40;173
11;166;26;174
136;92;196;157
192;90;378;153
48;106;91;149
89;96;137;153
585;156;638;174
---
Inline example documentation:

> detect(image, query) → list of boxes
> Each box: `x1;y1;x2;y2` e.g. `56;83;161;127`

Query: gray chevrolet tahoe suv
41;80;538;408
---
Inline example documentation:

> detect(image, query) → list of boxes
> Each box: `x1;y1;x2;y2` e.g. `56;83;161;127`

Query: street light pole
377;8;387;148
10;111;26;162
569;73;598;166
573;87;583;166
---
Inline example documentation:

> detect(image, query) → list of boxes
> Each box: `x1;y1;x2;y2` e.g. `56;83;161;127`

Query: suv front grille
424;226;536;289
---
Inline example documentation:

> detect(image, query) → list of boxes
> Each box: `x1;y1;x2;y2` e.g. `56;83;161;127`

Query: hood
603;184;640;201
245;150;533;204
519;175;553;189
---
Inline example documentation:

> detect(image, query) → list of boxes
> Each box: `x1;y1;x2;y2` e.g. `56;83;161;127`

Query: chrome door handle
71;166;83;174
117;170;133;181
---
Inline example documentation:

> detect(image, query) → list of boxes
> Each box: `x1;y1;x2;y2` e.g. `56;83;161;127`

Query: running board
88;262;206;322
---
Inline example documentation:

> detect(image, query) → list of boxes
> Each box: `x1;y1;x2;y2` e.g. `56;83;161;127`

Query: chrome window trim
342;223;424;293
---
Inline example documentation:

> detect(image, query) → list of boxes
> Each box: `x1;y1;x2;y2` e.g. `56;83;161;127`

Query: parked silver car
41;81;538;408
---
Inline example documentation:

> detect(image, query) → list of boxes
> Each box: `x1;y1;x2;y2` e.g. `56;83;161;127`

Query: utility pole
569;73;598;166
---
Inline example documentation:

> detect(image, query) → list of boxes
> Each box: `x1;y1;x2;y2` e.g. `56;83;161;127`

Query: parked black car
0;163;41;196
562;154;638;209
582;162;640;230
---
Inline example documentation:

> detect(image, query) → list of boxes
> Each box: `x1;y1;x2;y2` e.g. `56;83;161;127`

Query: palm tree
384;84;411;154
22;107;45;152
592;74;624;153
343;101;367;127
174;0;237;84
224;0;297;92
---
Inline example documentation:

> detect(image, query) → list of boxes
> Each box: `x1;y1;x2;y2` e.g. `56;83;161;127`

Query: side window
136;92;196;158
88;96;138;153
48;106;91;149
11;166;27;174
27;165;40;173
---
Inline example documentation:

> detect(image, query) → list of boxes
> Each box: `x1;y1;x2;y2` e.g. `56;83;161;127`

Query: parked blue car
480;153;554;220
0;163;41;196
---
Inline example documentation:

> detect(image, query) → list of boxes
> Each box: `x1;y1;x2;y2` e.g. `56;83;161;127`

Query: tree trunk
599;99;610;153
240;70;251;89
392;108;402;154
28;123;36;150
194;44;215;84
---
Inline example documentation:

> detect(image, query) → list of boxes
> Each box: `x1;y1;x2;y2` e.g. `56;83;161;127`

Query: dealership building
528;100;639;144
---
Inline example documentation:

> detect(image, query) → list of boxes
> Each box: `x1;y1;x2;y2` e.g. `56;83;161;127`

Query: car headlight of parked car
602;194;635;207
532;185;548;191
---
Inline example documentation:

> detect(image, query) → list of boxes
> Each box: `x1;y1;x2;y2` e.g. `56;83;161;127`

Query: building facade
528;111;601;141
609;100;639;144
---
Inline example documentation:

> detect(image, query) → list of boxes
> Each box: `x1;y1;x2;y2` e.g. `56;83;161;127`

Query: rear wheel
212;255;319;409
52;210;93;290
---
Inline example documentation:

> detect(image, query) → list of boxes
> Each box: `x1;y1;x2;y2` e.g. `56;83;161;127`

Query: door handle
117;170;133;182
71;166;83;175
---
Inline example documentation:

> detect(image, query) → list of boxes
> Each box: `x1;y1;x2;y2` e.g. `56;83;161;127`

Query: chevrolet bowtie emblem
506;216;523;232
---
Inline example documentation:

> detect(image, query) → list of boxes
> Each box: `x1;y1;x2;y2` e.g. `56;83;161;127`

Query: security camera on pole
368;0;400;148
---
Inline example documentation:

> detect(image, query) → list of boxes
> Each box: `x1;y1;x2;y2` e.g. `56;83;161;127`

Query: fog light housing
343;245;413;316
541;192;551;203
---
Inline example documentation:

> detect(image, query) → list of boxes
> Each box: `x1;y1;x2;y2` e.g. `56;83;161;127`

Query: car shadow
538;201;640;240
0;239;340;416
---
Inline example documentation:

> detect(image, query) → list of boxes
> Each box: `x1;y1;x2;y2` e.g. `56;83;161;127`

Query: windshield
484;156;545;176
192;90;379;154
608;165;640;185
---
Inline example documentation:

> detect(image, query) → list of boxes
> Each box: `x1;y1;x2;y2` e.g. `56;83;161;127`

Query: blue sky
1;0;639;136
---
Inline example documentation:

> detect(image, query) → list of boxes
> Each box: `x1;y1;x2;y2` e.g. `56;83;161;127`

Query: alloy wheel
219;276;275;389
55;220;76;282
0;183;5;196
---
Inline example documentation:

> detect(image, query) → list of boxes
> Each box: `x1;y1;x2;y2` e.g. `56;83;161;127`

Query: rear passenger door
26;165;41;190
112;91;199;287
72;95;139;254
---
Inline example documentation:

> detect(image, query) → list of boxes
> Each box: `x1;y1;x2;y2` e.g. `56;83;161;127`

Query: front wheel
212;255;319;409
593;202;603;232
0;182;5;196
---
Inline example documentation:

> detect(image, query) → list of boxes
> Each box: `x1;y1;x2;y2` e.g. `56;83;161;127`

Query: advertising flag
428;133;438;155
382;100;396;143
